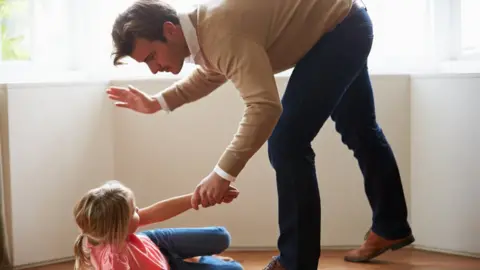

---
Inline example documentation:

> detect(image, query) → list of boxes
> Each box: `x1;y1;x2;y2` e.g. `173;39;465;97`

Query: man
107;0;415;269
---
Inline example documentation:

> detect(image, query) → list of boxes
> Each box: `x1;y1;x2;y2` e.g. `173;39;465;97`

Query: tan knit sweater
161;0;353;178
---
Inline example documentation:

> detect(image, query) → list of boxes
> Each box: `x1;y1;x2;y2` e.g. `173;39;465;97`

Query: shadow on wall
0;207;12;268
0;87;13;269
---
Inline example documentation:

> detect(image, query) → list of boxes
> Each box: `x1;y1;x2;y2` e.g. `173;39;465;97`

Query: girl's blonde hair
73;180;134;269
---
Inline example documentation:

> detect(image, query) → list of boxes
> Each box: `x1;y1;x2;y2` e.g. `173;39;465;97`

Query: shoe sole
344;234;415;263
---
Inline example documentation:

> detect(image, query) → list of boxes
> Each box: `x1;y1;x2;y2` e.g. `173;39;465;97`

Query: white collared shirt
178;9;201;64
154;11;199;111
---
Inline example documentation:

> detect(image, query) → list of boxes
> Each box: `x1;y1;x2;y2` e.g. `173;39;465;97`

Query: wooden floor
23;248;480;270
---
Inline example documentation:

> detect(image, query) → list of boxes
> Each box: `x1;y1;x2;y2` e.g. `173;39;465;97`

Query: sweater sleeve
153;66;227;111
207;36;283;178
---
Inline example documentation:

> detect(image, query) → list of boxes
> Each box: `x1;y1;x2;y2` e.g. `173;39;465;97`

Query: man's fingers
208;188;224;204
107;86;142;99
223;194;235;203
191;188;201;210
227;193;238;200
109;86;128;91
115;103;131;109
228;186;239;195
199;188;209;208
226;190;239;196
108;94;126;102
202;190;213;208
128;85;144;97
214;191;225;203
106;87;128;96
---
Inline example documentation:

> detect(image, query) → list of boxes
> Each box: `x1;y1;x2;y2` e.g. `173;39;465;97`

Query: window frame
452;0;480;61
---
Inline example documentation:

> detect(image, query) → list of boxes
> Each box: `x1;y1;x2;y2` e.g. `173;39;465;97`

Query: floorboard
21;248;480;269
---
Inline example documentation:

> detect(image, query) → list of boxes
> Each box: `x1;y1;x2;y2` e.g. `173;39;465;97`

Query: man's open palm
106;85;161;114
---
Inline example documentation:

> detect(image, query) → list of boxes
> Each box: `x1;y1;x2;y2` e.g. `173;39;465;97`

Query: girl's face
128;198;140;234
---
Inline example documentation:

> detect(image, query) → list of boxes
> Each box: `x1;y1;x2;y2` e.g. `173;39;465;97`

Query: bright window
0;0;479;81
362;0;435;73
459;0;480;58
0;0;31;62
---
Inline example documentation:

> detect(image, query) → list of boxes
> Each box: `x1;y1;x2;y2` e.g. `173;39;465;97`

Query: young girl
73;180;243;270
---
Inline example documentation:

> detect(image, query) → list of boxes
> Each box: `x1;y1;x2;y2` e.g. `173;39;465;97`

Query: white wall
4;81;115;266
410;74;480;257
2;75;412;266
3;72;480;267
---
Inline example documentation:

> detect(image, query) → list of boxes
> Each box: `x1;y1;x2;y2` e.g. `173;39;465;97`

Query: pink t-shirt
85;233;170;270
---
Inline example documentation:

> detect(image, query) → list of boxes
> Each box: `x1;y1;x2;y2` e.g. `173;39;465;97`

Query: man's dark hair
111;0;180;65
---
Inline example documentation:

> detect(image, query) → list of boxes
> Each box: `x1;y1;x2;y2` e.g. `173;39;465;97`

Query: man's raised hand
106;85;161;114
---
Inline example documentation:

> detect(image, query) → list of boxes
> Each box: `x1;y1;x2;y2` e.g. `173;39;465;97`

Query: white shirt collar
178;12;200;64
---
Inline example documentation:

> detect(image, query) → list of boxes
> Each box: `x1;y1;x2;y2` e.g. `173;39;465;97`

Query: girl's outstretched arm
138;187;239;227
138;193;193;226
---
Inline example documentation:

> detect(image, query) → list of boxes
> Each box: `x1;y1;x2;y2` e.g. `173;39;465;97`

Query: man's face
131;22;187;75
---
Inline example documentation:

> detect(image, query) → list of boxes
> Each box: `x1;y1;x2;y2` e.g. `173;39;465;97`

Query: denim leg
175;256;244;270
330;66;412;239
267;6;374;270
140;226;231;259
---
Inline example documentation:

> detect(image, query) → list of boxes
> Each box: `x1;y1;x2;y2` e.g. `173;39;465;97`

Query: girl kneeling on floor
73;180;243;270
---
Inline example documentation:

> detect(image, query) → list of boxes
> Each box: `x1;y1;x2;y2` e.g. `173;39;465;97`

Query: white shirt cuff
213;165;236;182
152;92;171;112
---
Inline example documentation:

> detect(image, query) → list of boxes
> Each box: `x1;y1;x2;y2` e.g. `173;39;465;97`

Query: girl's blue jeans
140;226;243;270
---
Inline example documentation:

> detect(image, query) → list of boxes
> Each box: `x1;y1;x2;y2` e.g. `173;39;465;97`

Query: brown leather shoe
263;256;286;270
344;229;415;262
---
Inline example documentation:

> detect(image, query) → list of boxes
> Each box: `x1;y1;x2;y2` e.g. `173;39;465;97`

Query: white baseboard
14;257;74;270
413;245;480;259
227;245;358;251
226;245;366;252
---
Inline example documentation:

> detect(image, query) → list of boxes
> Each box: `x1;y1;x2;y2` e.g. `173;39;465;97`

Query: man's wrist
152;92;171;112
150;98;162;113
213;165;237;182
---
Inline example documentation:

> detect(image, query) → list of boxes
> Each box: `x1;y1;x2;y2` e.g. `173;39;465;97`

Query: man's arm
138;193;193;226
153;66;227;112
206;35;283;181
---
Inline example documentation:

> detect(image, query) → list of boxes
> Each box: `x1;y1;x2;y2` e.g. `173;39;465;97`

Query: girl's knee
214;226;231;251
228;261;244;270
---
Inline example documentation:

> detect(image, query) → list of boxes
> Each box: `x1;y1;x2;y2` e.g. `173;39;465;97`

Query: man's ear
162;21;177;40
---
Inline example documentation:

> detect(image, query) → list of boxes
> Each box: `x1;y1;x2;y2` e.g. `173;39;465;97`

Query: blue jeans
267;3;412;270
140;226;243;270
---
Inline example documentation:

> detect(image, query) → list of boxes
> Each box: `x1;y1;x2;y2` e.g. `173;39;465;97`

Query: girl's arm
138;187;239;227
138;193;193;227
